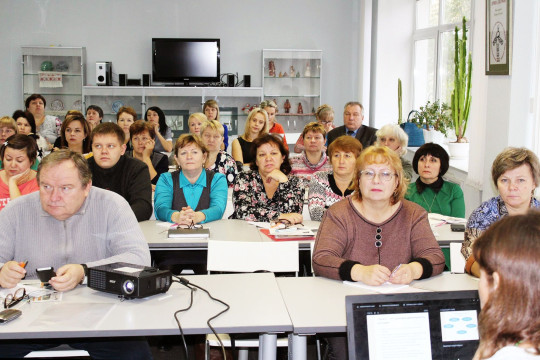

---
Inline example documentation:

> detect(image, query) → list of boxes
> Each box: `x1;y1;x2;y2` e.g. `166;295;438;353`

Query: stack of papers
168;228;210;238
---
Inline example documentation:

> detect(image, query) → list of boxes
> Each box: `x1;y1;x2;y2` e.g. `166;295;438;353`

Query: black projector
88;262;172;299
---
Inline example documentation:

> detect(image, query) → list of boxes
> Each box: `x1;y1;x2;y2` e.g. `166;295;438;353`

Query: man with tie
326;101;377;149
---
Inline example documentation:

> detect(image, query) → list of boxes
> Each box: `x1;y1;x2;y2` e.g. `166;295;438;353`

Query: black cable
174;276;231;360
172;279;195;360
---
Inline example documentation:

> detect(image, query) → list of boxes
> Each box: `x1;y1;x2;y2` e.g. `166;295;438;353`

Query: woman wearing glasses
154;134;227;225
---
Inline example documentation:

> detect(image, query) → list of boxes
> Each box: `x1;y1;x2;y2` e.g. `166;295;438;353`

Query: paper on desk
428;214;467;225
343;281;409;294
0;284;44;298
31;303;116;330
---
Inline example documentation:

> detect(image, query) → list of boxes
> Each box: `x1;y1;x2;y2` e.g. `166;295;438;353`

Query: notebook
345;290;480;360
167;228;210;238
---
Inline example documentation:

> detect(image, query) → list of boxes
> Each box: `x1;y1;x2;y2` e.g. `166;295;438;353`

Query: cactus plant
451;17;472;143
397;78;403;124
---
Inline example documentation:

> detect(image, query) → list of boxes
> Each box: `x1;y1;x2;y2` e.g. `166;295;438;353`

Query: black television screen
152;38;220;85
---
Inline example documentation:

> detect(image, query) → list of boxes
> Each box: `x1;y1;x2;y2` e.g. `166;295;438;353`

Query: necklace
420;191;437;213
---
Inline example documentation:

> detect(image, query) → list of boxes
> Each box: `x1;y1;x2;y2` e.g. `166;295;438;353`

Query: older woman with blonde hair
463;147;540;277
231;107;269;166
375;123;413;179
200;120;237;186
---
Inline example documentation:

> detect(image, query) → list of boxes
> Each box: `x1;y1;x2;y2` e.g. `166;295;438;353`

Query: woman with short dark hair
405;142;465;217
86;105;103;132
25;94;60;146
230;133;304;223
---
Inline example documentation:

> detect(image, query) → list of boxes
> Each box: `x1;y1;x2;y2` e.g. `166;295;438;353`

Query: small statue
284;99;291;114
242;103;251;114
297;103;303;114
282;71;288;77
304;62;311;77
289;65;296;77
278;71;283;78
295;72;300;78
268;61;276;77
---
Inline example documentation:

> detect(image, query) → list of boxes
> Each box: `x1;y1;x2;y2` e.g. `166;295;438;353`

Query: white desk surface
1;273;292;340
140;219;320;250
276;272;479;334
432;223;465;246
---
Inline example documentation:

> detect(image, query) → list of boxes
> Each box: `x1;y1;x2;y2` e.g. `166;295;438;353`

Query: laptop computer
346;290;480;360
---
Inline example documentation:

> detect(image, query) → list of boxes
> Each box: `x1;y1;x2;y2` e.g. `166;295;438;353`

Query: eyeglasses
272;218;304;229
177;220;203;230
360;170;396;182
4;288;27;309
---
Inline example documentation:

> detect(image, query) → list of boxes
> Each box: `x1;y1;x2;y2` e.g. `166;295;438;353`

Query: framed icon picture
486;0;512;75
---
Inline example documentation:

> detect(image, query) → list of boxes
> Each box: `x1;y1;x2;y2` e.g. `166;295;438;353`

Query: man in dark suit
326;101;377;149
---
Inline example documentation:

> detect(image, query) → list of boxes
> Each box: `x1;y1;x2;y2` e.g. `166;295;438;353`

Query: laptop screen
346;290;480;360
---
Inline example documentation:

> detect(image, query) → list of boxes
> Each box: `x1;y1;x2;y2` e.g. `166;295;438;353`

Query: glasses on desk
273;219;304;229
177;220;203;230
4;288;27;309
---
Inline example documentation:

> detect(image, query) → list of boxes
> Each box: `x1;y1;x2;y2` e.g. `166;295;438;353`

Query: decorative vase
448;142;470;159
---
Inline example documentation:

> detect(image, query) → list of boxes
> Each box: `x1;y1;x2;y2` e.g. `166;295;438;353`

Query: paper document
343;281;409;293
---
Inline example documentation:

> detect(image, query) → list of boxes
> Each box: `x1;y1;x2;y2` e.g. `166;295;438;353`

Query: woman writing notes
463;147;540;277
230;134;304;224
231;107;268;166
472;212;540;360
154;134;227;225
405;142;465;217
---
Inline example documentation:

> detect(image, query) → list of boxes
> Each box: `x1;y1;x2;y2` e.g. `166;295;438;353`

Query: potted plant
409;100;452;145
397;78;403;124
449;16;472;158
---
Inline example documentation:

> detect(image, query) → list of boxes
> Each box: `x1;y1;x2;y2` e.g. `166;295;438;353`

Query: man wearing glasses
326;101;378;149
0;149;152;359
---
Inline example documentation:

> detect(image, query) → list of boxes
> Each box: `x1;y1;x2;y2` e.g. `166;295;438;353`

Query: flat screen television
152;38;220;86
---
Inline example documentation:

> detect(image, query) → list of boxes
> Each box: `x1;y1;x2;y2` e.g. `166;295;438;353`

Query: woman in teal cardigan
405;143;465;217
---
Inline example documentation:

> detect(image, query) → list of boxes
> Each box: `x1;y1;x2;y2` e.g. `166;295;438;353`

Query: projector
87;262;172;299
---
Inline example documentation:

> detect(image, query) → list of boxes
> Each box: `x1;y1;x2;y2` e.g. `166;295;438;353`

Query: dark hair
25;94;47;109
37;149;92;187
145;106;168;136
412;142;449;177
249;134;292;175
473;211;540;358
130;120;156;140
0;134;38;168
86;105;104;119
59;115;92;153
90;122;125;144
12;110;37;134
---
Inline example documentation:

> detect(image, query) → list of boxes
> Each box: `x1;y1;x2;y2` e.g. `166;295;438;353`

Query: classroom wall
0;0;362;116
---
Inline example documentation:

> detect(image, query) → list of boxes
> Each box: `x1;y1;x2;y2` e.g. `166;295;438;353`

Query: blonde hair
315;104;334;121
375;124;409;156
243;107;268;139
260;100;278;110
200;119;224;137
188;113;208;128
0;116;17;133
353;145;409;205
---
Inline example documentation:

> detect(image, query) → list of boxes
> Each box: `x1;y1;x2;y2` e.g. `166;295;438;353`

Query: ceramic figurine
278;71;283;78
289;65;296;77
284;99;291;114
304;62;311;77
268;61;276;77
297;103;303;114
295;72;300;78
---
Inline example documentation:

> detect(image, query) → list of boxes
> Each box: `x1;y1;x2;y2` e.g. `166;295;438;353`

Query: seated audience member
126;120;168;186
0;149;151;359
326;101;377;149
53;114;92;157
290;122;332;182
462;147;540;277
12;110;47;161
25;93;59;146
203;99;228;150
0;135;39;210
86;105;103;132
294;104;335;153
0;116;17;146
375;123;413;180
405;143;465;217
154;134;227;225
145;106;173;153
87;122;152;222
261;100;287;148
312;146;444;360
308;136;363;221
116;106;137;145
231;107;269;166
200;120;238;187
188;112;207;136
230;134;304;223
472;212;540;360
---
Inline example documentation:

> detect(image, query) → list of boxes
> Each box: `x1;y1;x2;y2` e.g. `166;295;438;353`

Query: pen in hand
390;264;401;278
19;261;28;280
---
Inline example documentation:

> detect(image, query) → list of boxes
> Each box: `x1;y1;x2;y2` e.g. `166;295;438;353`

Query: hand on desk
0;261;26;288
351;264;391;286
48;264;85;292
172;206;206;225
388;262;423;285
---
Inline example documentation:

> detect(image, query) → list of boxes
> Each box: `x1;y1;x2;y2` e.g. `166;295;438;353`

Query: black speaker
243;75;251;87
119;74;127;86
227;74;235;87
143;74;150;87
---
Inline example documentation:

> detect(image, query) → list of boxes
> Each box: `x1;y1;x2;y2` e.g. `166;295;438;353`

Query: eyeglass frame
177;220;203;230
359;169;397;182
4;288;27;309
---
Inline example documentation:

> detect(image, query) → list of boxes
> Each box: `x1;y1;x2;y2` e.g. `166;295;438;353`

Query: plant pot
423;129;446;146
448;142;469;159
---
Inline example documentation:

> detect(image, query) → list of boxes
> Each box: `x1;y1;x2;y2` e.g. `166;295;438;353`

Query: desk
277;273;479;360
1;273;291;360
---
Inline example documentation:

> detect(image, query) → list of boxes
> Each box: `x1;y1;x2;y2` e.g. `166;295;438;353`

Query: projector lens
123;280;135;295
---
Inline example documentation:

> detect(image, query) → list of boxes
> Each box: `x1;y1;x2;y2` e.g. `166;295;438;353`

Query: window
413;0;472;109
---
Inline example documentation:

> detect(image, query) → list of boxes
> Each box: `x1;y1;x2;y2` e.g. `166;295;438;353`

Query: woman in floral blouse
200;119;238;187
230;133;304;223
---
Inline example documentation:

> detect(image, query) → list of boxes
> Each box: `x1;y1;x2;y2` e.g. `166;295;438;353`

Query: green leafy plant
397;78;403;124
410;100;453;137
451;16;472;142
